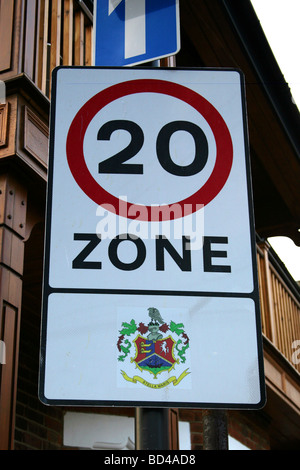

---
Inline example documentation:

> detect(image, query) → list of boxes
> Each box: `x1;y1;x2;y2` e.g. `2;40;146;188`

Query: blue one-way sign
94;0;180;66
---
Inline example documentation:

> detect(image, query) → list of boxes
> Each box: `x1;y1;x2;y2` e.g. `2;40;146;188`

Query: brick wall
228;412;270;450
12;222;64;450
14;302;64;450
179;409;203;450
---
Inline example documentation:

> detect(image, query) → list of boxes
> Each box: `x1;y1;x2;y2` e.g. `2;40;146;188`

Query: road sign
94;0;180;66
39;67;265;409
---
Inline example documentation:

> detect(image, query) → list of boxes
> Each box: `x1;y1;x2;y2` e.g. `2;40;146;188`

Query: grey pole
135;408;171;450
134;55;177;452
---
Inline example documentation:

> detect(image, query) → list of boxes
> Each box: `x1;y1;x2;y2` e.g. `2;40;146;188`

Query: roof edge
222;0;300;162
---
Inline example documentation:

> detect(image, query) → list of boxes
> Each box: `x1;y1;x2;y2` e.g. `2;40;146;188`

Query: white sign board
39;67;265;409
94;0;180;66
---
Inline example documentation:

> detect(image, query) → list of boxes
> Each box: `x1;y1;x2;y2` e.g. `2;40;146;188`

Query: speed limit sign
39;67;265;409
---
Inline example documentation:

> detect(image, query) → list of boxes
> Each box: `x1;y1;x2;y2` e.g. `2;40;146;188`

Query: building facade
0;0;299;450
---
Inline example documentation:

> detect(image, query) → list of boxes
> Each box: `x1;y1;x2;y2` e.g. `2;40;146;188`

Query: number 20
97;119;208;177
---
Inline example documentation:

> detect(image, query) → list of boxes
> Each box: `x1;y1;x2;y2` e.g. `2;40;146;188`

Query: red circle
66;79;233;221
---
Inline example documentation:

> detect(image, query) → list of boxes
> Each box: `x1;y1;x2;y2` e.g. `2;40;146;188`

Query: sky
250;0;300;281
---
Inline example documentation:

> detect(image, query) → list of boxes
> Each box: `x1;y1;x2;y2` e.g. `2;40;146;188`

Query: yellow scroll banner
121;369;190;389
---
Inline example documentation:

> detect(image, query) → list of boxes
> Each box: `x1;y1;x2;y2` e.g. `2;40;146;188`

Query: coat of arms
117;307;190;388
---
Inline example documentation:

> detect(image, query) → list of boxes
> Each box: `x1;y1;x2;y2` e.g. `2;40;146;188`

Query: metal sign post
135;408;171;450
134;57;175;451
203;410;228;450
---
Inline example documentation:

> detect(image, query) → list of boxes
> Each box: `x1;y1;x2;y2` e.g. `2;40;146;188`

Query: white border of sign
39;67;265;409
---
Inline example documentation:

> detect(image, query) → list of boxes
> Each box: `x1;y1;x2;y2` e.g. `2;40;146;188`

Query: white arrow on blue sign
94;0;180;66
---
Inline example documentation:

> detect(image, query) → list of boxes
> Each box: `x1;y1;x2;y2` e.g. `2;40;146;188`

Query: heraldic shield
132;335;178;378
118;307;190;388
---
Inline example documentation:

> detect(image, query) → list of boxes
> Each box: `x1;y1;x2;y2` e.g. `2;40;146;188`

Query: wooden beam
63;0;74;65
74;8;84;66
49;0;62;95
36;0;49;94
23;0;37;80
0;173;27;450
0;0;14;72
